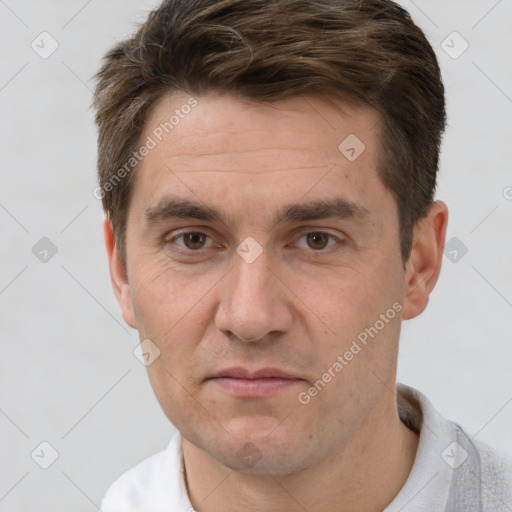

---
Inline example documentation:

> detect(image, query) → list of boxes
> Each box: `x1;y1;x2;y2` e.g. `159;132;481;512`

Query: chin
217;444;312;476
200;422;316;476
223;413;290;437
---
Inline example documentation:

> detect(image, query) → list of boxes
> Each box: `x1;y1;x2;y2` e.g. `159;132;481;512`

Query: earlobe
103;218;137;329
402;201;448;320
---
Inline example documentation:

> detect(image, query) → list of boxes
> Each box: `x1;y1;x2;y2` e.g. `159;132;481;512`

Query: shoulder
101;449;169;512
101;432;189;512
395;384;512;510
472;437;512;510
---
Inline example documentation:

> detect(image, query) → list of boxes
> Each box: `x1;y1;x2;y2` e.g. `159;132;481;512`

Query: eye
168;231;216;251
296;231;340;251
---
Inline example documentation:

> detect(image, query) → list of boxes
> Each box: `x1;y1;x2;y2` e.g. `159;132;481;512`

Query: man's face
117;92;410;474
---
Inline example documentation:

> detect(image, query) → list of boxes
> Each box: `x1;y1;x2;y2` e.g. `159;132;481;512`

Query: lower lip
208;377;302;398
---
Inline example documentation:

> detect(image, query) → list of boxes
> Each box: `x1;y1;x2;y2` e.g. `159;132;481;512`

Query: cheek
129;256;215;333
302;266;395;334
128;261;215;423
128;257;227;380
298;257;404;376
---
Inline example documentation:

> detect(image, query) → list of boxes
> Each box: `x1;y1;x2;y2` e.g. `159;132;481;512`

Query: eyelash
164;229;344;254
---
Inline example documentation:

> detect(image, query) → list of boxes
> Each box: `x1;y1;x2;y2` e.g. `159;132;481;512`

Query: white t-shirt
101;384;512;511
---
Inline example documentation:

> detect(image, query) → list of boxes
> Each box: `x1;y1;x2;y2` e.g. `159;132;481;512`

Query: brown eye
305;232;331;250
182;232;208;250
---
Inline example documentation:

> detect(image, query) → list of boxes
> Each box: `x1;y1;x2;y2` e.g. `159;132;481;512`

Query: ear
402;201;448;320
103;218;136;329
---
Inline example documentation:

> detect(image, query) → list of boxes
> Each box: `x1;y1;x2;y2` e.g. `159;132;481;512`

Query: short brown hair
93;0;446;264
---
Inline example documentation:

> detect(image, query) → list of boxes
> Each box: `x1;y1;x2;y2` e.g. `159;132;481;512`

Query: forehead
128;91;391;228
142;91;381;170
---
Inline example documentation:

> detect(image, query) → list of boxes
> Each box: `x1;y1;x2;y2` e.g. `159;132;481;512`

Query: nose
214;249;293;343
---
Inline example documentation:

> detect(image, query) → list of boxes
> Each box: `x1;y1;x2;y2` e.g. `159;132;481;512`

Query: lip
207;367;303;398
210;367;299;380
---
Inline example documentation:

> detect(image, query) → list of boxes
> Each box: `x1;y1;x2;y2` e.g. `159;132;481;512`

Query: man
93;0;512;510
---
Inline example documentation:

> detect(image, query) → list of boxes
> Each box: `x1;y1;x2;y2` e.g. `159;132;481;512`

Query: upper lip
209;367;300;380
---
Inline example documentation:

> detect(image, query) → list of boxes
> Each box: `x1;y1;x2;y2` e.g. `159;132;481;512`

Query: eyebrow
145;196;371;229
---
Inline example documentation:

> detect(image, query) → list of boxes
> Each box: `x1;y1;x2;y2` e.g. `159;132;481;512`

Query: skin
105;91;448;512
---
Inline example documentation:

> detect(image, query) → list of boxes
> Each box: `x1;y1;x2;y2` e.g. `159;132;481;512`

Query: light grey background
1;0;511;510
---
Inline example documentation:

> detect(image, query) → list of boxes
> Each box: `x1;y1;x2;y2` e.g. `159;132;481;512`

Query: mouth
206;367;304;398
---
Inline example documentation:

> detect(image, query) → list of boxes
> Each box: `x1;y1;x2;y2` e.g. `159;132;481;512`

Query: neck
182;389;419;512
